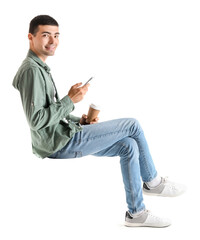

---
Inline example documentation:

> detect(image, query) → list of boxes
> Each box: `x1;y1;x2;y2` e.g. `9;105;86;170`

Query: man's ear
28;33;33;40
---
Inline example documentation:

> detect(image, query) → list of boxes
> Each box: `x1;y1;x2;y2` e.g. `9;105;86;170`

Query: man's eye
55;35;59;39
43;34;49;38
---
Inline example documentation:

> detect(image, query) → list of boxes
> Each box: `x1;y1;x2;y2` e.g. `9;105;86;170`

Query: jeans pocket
48;145;82;159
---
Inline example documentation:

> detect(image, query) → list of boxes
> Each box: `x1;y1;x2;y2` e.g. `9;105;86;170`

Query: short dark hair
29;15;59;35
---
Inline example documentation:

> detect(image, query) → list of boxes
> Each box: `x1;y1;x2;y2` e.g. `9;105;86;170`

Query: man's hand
80;114;99;125
68;83;89;103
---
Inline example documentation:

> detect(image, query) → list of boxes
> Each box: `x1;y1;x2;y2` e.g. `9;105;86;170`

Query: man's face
28;25;60;62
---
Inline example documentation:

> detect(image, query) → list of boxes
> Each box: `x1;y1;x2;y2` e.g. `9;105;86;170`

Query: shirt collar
27;49;51;73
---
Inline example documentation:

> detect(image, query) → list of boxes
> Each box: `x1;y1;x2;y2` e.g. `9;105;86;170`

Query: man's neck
29;47;47;63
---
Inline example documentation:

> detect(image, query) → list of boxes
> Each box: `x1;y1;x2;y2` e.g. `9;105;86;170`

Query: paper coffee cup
86;104;100;123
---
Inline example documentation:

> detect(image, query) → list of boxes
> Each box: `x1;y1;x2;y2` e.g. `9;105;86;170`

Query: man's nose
48;36;55;44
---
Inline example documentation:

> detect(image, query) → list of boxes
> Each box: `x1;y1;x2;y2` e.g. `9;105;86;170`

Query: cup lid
90;103;100;110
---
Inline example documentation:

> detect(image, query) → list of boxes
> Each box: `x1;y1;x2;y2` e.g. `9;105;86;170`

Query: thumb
75;82;82;88
72;82;82;89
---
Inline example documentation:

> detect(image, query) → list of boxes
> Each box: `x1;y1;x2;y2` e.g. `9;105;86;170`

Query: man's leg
48;118;173;227
49;118;156;213
93;137;145;214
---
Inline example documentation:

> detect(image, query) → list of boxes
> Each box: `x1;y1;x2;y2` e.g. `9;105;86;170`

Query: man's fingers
68;82;89;103
82;83;90;89
90;117;99;124
71;83;90;91
72;82;82;89
82;114;87;119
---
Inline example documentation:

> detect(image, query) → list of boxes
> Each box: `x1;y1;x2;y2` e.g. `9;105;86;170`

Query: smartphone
83;77;93;86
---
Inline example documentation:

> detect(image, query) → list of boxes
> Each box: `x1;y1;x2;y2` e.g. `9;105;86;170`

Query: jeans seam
128;151;136;213
118;141;136;213
136;131;154;181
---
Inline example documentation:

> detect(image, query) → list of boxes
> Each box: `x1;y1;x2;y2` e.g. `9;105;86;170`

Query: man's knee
118;137;139;159
124;118;143;137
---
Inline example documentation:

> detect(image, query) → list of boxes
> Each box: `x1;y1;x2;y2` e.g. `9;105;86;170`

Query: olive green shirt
13;50;82;158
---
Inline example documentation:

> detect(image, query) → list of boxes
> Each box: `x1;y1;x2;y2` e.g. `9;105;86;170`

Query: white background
0;0;200;239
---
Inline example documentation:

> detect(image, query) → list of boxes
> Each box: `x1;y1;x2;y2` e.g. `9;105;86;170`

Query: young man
13;15;186;228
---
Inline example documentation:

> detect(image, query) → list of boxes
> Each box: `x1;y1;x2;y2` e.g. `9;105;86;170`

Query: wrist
67;95;74;103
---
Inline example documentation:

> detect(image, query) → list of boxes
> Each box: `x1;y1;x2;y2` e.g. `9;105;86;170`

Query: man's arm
18;67;75;131
66;114;81;123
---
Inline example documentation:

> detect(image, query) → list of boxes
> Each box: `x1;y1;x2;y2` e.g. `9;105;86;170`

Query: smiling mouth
45;45;55;51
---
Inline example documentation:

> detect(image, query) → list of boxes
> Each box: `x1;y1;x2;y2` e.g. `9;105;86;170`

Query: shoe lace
163;176;178;190
162;176;169;183
144;210;161;220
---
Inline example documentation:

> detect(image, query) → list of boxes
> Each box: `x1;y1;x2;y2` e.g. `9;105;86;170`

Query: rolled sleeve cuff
60;95;75;113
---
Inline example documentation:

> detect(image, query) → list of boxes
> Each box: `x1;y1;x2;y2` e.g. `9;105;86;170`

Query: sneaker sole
143;190;185;197
124;221;171;228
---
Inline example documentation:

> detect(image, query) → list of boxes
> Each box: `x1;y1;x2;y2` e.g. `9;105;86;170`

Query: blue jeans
48;118;157;214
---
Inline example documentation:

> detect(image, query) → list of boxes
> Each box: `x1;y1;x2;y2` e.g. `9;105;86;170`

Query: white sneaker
125;210;171;228
143;177;186;197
